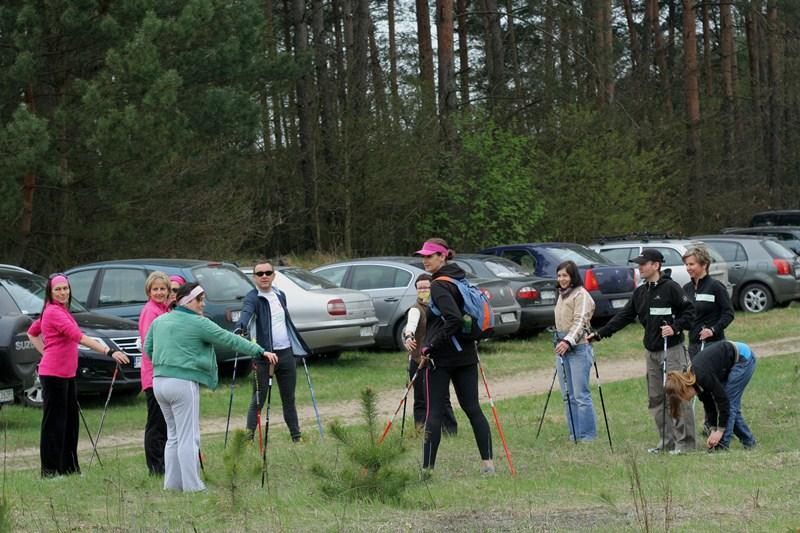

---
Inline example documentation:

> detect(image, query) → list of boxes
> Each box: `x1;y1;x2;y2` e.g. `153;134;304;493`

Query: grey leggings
153;377;204;492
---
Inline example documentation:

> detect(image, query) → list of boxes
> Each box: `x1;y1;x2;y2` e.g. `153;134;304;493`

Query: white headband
178;286;205;307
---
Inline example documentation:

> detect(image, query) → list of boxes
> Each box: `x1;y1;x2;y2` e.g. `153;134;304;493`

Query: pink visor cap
169;275;187;285
413;241;449;256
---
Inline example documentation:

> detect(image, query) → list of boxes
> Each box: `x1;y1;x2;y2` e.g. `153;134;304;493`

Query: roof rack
595;232;683;244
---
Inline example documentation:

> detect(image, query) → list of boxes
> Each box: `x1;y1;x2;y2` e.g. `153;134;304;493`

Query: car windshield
0;274;88;315
540;245;611;266
482;258;532;277
281;268;338;290
762;239;796;259
191;265;254;301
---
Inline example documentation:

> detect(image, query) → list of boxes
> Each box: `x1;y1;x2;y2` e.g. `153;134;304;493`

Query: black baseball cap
630;248;664;264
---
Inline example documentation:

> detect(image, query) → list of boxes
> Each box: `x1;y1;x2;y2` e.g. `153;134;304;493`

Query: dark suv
65;259;253;364
750;210;800;227
0;266;142;407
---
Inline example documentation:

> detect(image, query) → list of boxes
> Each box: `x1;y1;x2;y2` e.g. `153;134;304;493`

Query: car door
346;264;413;338
498;249;538;275
94;267;150;321
598;246;638;266
706;240;748;288
313;265;351;287
67;268;100;306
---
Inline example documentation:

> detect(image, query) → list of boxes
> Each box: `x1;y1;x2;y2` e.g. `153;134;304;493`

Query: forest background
1;0;797;272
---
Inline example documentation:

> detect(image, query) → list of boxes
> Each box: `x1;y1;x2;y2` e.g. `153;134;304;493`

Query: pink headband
413;241;449;256
177;286;204;307
169;275;186;285
51;275;69;286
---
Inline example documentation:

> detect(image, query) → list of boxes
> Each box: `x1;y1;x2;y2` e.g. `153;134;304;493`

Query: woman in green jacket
145;282;277;492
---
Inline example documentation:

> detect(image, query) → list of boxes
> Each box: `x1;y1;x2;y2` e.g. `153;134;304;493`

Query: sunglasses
253;271;274;277
170;288;179;293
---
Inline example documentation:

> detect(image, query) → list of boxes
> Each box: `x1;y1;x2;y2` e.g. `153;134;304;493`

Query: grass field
2;308;800;531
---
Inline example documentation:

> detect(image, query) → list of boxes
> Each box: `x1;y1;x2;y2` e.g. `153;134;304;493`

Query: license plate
0;388;14;403
360;326;373;337
133;357;142;369
501;312;516;324
540;291;555;301
230;311;241;323
612;299;628;309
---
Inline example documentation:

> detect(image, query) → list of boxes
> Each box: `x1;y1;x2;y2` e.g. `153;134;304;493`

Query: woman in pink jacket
139;272;171;475
27;274;129;477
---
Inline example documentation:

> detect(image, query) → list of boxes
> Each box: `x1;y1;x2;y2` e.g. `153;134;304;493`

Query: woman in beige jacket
553;260;597;441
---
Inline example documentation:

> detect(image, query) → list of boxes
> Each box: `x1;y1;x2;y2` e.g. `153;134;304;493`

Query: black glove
233;327;248;338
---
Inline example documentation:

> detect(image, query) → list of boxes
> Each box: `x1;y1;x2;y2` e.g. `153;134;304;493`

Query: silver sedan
242;266;379;358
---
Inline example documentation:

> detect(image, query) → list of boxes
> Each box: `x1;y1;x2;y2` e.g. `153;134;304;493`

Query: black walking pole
90;363;119;468
224;351;240;449
535;368;558;440
558;355;579;444
591;355;613;452
260;364;275;488
77;402;103;467
661;332;668;452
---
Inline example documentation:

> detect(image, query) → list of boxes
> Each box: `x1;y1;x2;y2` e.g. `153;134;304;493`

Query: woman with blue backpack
414;238;495;474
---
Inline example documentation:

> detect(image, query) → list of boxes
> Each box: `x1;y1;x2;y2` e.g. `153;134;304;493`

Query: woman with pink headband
144;282;278;492
27;274;130;477
167;275;186;306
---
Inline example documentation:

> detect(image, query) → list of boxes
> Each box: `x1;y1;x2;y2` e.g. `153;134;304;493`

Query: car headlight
78;336;110;352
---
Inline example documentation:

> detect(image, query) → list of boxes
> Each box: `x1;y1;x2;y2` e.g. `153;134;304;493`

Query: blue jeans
555;343;597;441
720;353;757;448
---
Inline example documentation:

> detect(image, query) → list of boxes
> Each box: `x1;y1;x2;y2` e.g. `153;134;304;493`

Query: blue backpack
429;276;495;342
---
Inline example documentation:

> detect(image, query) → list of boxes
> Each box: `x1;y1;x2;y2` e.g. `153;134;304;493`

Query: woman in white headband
144;282;278;492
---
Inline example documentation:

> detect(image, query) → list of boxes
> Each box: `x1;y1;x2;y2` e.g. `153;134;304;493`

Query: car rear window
281;268;338;290
483;259;531;278
192;265;253;301
540;246;611;267
761;239;796;259
0;274;87;315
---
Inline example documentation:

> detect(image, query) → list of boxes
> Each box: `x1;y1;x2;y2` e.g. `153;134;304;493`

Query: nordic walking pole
476;351;516;476
224;351;240;449
301;357;324;440
591;354;613;452
253;361;263;454
378;362;422;445
558;355;579;445
661;328;669;452
77;402;103;468
90;363;119;468
535;368;558;440
260;363;275;488
198;449;205;476
400;384;408;438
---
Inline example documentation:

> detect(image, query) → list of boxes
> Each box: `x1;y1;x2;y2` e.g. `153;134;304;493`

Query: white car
588;238;732;294
241;266;379;358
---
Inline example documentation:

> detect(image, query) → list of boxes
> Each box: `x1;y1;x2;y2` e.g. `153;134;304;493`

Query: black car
65;259;253;365
749;210;800;227
452;254;556;334
0;267;142;407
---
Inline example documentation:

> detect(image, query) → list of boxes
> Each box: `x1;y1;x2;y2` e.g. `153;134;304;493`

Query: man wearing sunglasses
235;260;311;443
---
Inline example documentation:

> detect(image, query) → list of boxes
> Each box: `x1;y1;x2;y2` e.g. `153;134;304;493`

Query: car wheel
23;370;44;408
394;318;408;351
739;283;774;313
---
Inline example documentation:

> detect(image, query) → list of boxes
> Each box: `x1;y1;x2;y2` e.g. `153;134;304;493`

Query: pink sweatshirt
138;299;169;390
27;303;83;378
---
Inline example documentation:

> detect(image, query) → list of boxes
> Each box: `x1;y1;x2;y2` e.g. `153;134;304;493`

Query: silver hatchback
312;258;521;349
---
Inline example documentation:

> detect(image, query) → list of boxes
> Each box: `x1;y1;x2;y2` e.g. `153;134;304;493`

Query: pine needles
312;388;412;504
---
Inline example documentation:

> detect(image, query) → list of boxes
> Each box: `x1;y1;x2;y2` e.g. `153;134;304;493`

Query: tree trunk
436;0;457;143
682;0;701;162
649;0;673;115
543;0;556;107
312;0;338;189
766;0;782;194
387;0;399;103
293;0;321;250
481;0;504;114
745;0;762;129
701;1;713;97
264;0;283;149
506;0;523;107
622;0;642;72
368;17;387;119
594;0;613;105
457;0;469;107
416;0;436;113
720;0;736;165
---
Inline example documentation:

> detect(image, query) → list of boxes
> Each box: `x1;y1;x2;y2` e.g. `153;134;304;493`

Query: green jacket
144;307;265;390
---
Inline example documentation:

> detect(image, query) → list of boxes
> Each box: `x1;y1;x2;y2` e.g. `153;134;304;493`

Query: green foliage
420;113;545;250
533;107;672;243
221;429;248;508
311;388;412;504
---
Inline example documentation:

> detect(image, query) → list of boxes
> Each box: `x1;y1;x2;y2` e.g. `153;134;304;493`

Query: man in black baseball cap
588;246;696;454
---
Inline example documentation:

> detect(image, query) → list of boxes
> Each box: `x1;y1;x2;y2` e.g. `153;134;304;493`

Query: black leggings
423;364;492;469
144;387;167;475
40;376;80;477
408;359;457;433
246;348;300;439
